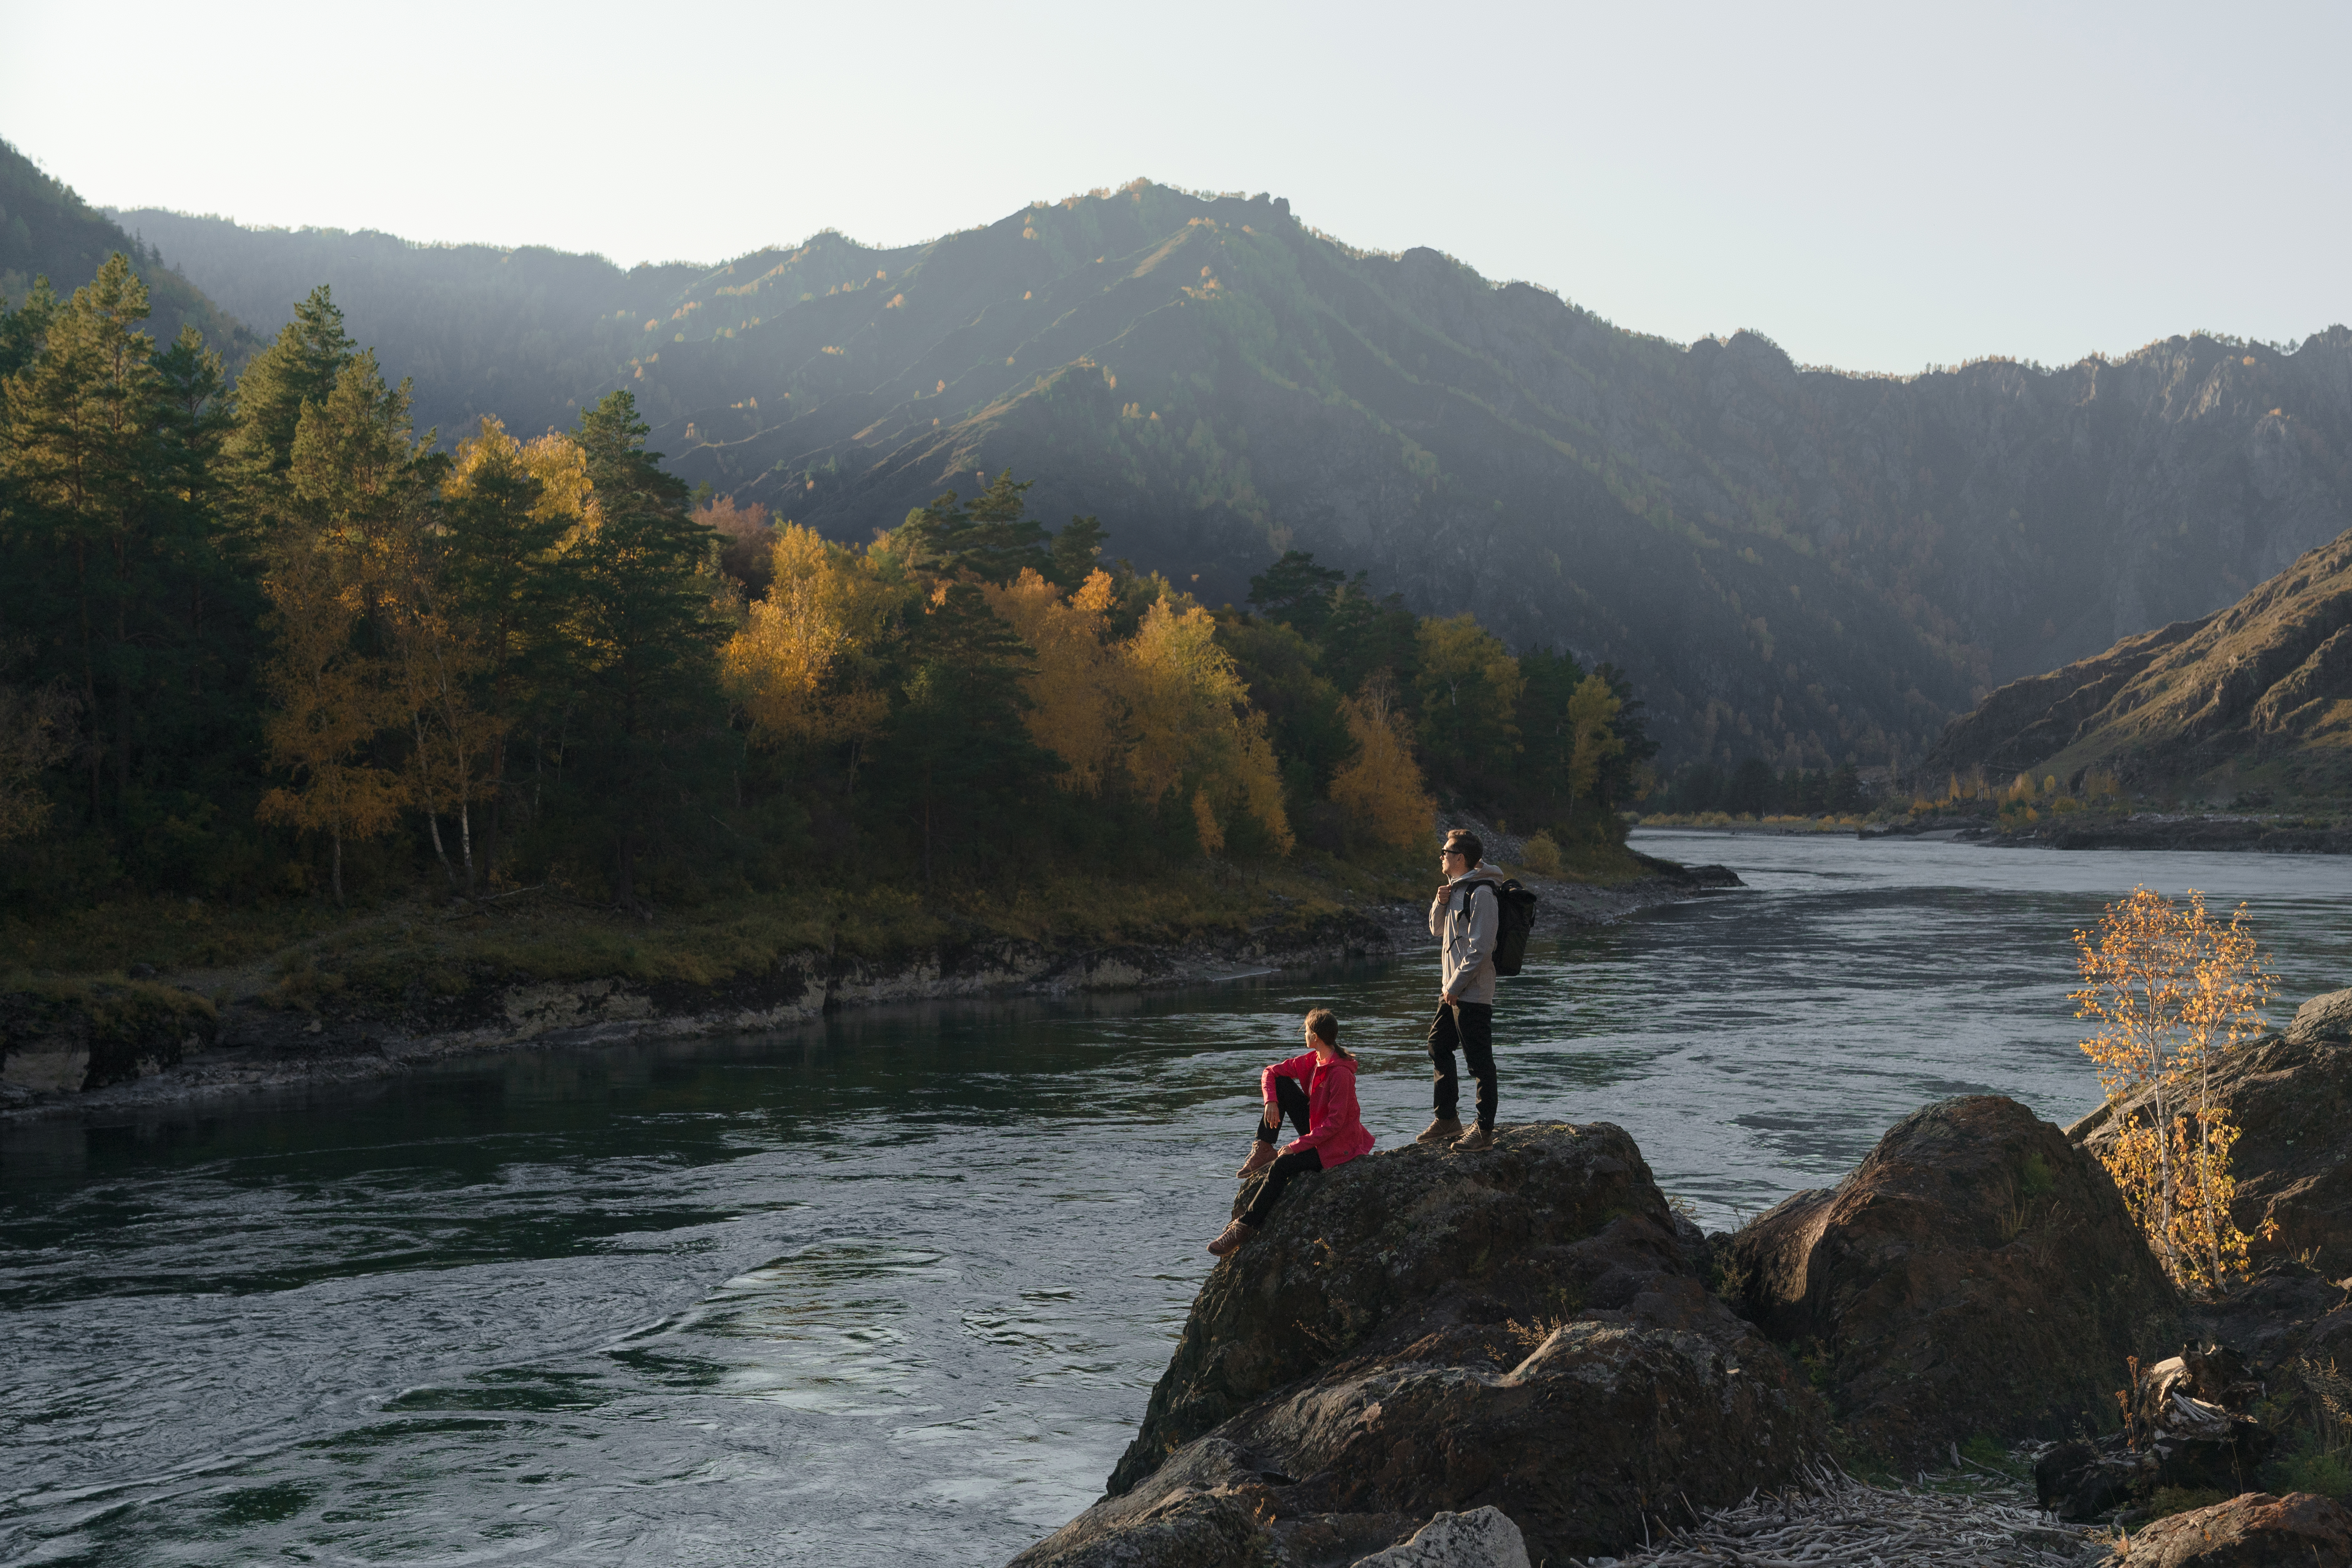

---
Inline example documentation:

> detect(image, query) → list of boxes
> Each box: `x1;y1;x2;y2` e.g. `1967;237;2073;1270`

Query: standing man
1420;828;1505;1152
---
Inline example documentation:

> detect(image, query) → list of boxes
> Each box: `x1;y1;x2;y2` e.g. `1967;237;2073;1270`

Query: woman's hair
1304;1008;1353;1061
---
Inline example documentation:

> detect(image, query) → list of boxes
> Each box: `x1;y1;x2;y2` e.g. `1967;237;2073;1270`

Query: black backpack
1456;875;1540;977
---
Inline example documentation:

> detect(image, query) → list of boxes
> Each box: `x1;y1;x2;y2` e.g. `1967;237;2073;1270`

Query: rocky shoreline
0;861;1737;1123
1009;986;2352;1567
1859;812;2352;853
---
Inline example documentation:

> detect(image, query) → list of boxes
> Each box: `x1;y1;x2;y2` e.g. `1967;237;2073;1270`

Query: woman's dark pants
1244;1076;1321;1227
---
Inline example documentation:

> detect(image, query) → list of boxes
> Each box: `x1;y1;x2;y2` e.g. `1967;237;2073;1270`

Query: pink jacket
1259;1051;1376;1168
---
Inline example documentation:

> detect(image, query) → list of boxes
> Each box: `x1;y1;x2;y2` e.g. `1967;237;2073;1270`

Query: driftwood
1575;1455;2106;1567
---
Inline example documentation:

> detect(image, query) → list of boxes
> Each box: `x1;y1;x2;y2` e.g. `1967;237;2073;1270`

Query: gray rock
1012;1124;1826;1567
2289;988;2352;1046
1350;1507;1530;1568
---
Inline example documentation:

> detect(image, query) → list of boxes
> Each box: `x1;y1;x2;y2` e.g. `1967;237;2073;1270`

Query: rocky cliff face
134;186;2352;772
1920;528;2352;795
1016;1123;1827;1567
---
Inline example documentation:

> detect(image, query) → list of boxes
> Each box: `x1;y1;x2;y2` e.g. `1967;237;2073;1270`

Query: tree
1247;549;1345;638
0;636;73;842
869;580;1052;882
1328;676;1433;851
1722;757;1776;818
3;255;165;819
255;541;407;904
1214;612;1355;819
1315;574;1419;698
2072;886;2276;1290
568;390;727;912
1414;613;1520;787
226;284;356;518
979;566;1124;793
727;522;904;764
886;470;1054;584
1124;595;1291;857
1564;672;1625;811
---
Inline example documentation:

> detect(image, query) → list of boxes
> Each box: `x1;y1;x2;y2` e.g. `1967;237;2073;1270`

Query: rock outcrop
1723;1095;2177;1464
1013;1123;1828;1568
2072;989;2352;1279
2117;1491;2352;1567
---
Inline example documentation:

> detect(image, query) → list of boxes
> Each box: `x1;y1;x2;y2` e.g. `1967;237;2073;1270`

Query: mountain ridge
1918;525;2352;798
113;184;2352;770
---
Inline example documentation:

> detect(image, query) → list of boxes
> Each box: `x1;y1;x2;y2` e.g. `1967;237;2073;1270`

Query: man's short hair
1443;829;1483;867
1304;1007;1338;1043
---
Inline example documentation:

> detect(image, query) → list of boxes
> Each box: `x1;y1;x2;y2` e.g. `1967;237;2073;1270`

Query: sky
3;0;2345;374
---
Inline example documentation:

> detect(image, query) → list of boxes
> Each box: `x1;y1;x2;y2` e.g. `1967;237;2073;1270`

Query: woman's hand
1262;1099;1280;1129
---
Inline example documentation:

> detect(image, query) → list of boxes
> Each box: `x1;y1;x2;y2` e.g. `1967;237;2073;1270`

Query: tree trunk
426;811;456;889
458;799;475;895
331;828;345;907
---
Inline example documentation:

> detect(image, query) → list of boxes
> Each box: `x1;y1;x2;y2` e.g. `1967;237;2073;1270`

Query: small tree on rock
2072;886;2275;1291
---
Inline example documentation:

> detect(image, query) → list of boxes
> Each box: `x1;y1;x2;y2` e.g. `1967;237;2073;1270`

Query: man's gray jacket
1429;868;1505;1005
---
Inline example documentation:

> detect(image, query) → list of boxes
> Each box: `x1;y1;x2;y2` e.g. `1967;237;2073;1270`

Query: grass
1;847;1446;1009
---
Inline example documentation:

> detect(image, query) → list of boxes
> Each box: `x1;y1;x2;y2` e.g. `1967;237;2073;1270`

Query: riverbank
1862;810;2352;853
0;844;1737;1121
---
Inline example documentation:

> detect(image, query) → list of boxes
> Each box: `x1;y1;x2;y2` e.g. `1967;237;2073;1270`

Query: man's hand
1442;991;1461;1005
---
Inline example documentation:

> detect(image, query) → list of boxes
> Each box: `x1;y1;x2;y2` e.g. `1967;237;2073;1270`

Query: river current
3;832;2346;1565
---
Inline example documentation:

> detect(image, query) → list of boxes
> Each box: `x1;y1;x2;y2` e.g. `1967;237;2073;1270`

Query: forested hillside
124;183;2352;780
2;141;253;363
0;265;1649;927
114;209;701;443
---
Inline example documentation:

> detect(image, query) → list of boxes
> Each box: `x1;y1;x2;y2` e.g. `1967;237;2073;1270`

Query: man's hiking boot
1206;1218;1256;1257
1415;1115;1464;1146
1235;1139;1276;1177
1452;1123;1496;1153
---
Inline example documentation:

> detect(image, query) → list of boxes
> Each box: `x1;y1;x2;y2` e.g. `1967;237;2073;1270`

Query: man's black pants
1428;1001;1496;1128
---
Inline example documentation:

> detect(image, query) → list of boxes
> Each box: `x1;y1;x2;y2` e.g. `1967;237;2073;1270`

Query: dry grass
1577;1455;2104;1567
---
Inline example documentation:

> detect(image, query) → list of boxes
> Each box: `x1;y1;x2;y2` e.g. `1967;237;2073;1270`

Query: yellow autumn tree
2073;886;2276;1290
1329;675;1434;850
256;543;409;904
978;567;1124;792
1123;594;1292;856
725;523;904;755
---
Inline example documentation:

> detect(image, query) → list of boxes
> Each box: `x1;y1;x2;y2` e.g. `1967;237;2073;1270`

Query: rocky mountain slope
1919;526;2352;797
116;185;2352;770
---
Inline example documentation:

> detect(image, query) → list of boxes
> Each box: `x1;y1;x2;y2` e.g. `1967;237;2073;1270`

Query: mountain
1;140;253;361
117;183;2352;771
1919;526;2352;798
111;209;702;442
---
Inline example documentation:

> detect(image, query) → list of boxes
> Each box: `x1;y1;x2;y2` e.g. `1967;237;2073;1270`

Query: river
3;832;2346;1566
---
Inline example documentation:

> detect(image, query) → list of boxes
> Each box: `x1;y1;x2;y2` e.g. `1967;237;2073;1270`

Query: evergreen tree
868;582;1052;883
2;254;166;820
886;470;1053;584
567;390;726;911
227;285;356;521
1246;549;1345;638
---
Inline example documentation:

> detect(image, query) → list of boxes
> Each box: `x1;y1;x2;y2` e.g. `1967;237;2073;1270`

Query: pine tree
568;390;726;912
2;254;163;820
227;285;356;519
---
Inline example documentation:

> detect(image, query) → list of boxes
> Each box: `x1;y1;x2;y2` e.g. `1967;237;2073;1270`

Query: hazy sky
4;0;2344;373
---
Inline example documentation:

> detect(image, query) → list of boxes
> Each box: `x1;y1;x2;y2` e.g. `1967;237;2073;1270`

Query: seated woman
1209;1008;1375;1255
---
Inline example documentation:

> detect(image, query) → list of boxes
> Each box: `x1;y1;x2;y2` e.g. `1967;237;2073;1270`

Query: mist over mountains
107;183;2352;774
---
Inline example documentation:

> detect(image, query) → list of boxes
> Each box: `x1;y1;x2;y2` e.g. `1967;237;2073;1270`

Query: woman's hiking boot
1451;1123;1496;1152
1415;1115;1464;1146
1235;1139;1277;1177
1206;1218;1256;1257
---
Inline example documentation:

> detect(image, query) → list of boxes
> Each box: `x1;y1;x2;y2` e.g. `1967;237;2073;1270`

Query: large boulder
2118;1491;2352;1567
1013;1123;1828;1568
1723;1094;2177;1465
2072;989;2352;1280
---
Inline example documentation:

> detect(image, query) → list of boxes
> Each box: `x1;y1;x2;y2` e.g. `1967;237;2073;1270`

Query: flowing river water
3;832;2347;1566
